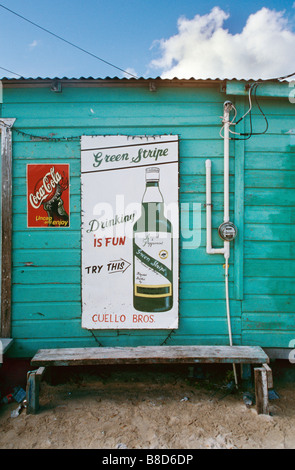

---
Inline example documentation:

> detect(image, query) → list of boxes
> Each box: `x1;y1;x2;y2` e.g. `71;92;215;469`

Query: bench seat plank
31;345;269;367
0;338;13;355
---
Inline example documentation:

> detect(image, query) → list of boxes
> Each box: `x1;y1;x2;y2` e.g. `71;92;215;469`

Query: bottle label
134;232;172;298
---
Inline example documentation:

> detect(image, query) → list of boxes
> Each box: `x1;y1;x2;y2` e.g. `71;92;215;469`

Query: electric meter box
218;222;237;241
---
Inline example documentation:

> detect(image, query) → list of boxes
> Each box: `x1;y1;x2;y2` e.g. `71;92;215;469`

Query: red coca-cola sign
27;164;70;228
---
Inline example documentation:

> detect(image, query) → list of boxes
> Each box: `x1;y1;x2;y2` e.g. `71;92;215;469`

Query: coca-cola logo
29;167;63;209
27;163;70;228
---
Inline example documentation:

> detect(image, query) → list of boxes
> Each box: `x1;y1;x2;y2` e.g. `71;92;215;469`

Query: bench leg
254;367;269;415
262;363;273;389
240;363;253;388
26;367;46;414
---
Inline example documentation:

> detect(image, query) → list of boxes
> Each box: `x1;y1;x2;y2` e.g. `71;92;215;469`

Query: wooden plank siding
0;81;294;356
242;96;295;347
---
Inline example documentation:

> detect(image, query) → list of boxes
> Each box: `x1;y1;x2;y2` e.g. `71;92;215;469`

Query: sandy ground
0;362;295;449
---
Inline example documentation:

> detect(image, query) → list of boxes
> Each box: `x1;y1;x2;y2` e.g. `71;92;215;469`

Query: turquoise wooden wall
239;95;295;348
1;80;294;357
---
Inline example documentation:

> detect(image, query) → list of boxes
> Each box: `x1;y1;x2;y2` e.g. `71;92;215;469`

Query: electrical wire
269;71;295;81
234;83;268;139
0;3;138;79
13;128;81;141
252;84;269;134
219;105;237;139
0;118;81;141
233;85;253;126
227;85;255;140
224;258;238;389
220;82;269;141
0;65;22;77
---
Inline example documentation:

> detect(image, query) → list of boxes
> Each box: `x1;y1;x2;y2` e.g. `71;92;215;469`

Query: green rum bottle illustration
133;167;173;312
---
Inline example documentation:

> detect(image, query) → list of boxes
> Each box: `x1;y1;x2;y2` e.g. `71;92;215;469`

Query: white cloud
150;7;295;80
29;40;39;49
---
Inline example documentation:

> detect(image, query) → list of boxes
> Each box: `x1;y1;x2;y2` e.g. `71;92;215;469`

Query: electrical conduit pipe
205;101;238;388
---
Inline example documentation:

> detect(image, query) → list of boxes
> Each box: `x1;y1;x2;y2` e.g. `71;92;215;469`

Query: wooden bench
26;345;271;415
0;338;13;364
1;338;13;356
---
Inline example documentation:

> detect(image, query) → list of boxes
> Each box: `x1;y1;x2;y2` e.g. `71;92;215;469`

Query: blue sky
0;0;295;79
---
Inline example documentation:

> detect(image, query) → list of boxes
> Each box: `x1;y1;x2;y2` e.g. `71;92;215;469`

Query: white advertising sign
81;135;179;329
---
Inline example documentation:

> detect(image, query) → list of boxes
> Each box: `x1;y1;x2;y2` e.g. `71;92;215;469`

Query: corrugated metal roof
0;76;289;83
1;76;219;81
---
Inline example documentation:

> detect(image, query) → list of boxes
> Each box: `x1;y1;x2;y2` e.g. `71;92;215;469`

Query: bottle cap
146;167;160;182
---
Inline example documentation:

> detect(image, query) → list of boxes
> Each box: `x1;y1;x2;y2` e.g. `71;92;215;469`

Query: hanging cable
13;127;81;142
233;85;254;126
219;104;237;139
0;3;138;79
270;71;295;81
0;119;81;141
219;82;269;141
231;83;268;139
227;85;255;140
224;258;238;388
0;65;22;77
0;119;82;141
252;84;269;134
